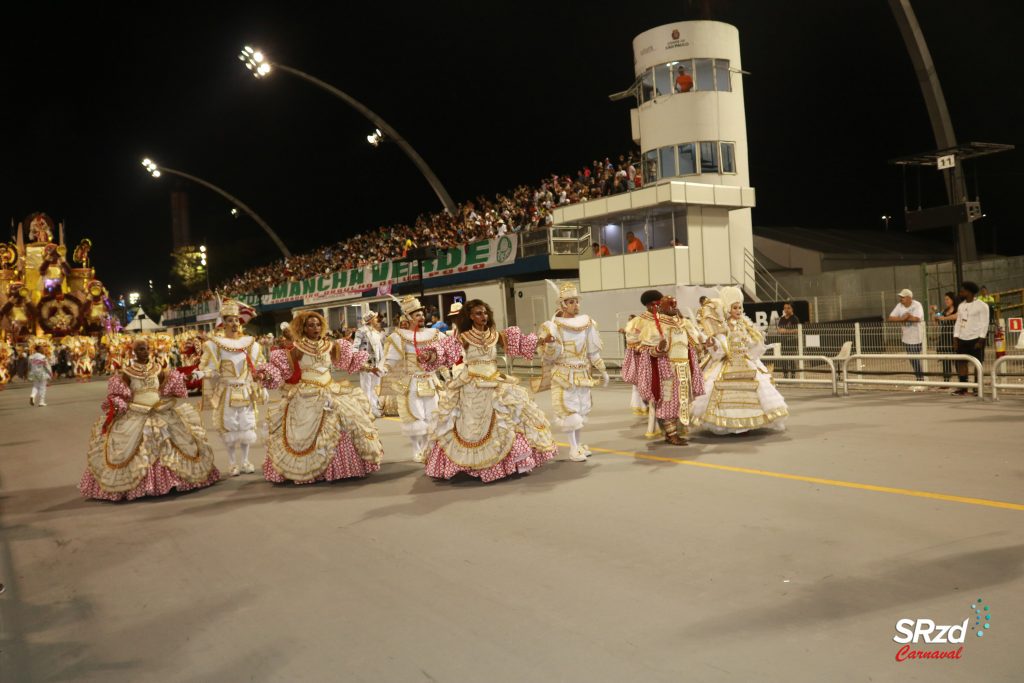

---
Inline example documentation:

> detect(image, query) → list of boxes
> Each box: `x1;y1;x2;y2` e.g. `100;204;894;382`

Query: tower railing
519;225;592;258
744;248;793;302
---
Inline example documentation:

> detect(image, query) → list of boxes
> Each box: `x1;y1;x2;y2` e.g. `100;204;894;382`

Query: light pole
239;46;458;215
141;158;292;258
881;214;893;231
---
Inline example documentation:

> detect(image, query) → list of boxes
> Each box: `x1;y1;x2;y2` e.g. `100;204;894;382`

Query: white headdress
546;279;579;302
719;286;744;311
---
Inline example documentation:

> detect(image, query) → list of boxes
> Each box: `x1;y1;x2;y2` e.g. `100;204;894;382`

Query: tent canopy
124;307;165;332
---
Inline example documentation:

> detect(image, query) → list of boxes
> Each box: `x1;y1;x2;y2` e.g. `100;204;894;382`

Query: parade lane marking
380;417;1022;511
560;443;1024;512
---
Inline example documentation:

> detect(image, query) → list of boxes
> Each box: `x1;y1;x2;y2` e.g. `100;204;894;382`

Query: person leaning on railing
887;288;925;386
951;281;990;396
930;291;958;382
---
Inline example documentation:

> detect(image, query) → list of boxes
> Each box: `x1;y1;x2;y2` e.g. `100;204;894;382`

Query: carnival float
0;212;115;386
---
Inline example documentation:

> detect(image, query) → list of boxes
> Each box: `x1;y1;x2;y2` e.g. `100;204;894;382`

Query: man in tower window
675;66;693;93
627;231;646;253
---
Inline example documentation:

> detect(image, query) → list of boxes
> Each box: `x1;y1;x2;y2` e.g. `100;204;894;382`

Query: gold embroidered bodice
461;329;500;380
298;346;333;386
124;363;161;407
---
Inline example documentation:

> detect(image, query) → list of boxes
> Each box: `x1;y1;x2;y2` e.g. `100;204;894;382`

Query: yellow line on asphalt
558;442;1024;512
378;415;1020;511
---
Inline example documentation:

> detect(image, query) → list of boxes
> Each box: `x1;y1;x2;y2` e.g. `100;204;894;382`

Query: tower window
721;142;736;173
699;142;719;174
678;143;697;175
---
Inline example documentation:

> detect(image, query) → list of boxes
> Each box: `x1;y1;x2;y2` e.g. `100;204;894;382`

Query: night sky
4;1;1020;298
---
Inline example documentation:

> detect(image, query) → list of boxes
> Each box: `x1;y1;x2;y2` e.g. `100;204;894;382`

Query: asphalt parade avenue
1;378;1022;682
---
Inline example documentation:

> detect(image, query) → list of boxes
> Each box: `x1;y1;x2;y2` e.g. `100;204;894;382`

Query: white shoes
230;465;240;477
38;401;47;406
241;461;255;474
569;446;587;462
413;450;427;464
580;444;592;457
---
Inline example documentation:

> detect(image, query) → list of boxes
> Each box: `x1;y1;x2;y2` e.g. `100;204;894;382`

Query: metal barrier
990;355;1024;401
840;353;984;399
761;352;839;395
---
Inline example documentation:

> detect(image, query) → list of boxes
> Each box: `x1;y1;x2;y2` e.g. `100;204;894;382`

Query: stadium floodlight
239;45;456;214
240;46;272;78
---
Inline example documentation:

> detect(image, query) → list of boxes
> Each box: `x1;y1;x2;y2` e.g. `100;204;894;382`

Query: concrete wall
580;247;692;292
754;235;823;275
772;255;1024;321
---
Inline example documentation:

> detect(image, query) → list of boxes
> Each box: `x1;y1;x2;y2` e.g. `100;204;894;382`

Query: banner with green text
162;235;519;323
267;235;518;305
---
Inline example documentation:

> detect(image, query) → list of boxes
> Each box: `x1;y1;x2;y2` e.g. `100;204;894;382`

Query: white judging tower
553;20;756;297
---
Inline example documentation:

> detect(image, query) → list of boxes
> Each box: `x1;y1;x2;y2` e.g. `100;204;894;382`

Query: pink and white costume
80;362;220;501
425;326;557;483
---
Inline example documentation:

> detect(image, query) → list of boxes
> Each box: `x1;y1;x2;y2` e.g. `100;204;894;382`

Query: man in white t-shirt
952;281;990;396
887;288;925;384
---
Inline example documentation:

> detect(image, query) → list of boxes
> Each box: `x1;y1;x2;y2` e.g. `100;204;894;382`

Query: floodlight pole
889;0;974;284
156;166;292;259
273;64;458;216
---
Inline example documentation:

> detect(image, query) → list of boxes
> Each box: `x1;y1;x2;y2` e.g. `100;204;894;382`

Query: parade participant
0;338;12;389
259;310;382;484
79;337;220;501
195;299;265;476
622;290;705;445
535;281;609;462
424;299;557;482
619;315;649;417
68;336;96;381
353;311;385;416
28;339;54;406
691;287;788;434
446;301;463;335
176;333;204;394
379;296;457;462
0;282;37;342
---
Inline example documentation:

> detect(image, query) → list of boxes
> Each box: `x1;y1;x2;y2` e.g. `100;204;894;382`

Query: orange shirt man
592;243;611;257
675;69;693;93
626;232;645;253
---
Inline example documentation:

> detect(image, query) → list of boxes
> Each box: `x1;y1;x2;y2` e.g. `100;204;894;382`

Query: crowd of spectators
169;151;644;308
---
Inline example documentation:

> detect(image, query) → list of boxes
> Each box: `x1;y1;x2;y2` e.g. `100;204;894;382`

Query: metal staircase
743;248;793;303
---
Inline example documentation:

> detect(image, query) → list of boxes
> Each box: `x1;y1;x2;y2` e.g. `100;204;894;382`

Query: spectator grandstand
171;151;642;306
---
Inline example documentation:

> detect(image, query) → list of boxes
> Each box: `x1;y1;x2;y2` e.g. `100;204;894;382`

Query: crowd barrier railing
990;355;1024;401
760;353;838;395
839;353;984;399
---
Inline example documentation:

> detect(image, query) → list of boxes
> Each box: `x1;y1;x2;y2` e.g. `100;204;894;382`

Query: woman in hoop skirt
79;337;220;501
424;299;557;483
259;311;383;484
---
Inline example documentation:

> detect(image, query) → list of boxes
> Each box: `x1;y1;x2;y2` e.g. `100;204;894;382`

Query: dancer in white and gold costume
536;281;608;461
353;311;385;417
379;296;455;463
196;298;265;476
424;299;556;483
260;311;382;484
79;337;219;501
692;287;788;434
